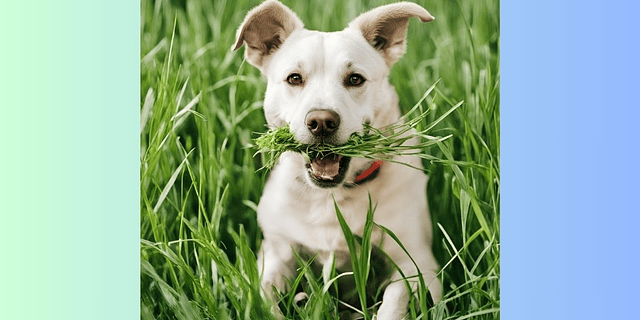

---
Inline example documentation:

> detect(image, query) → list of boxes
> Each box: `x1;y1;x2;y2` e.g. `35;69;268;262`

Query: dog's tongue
310;155;342;180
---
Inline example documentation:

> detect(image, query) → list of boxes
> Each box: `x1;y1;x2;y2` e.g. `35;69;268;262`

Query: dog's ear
347;2;434;67
232;0;304;71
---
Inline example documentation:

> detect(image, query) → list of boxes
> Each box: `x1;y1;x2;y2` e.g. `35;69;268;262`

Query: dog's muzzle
302;109;352;188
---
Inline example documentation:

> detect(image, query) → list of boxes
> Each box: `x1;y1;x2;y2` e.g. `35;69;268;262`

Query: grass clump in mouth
253;82;463;170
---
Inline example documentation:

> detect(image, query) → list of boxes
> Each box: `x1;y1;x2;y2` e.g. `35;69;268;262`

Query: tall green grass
140;0;499;319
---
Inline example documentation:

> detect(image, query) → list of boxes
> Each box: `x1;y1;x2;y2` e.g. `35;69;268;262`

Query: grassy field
140;0;499;319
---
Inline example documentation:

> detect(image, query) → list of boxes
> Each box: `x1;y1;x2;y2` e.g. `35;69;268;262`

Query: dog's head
233;0;433;188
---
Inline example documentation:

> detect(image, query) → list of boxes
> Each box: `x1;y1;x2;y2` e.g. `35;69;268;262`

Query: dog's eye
286;73;304;86
346;73;366;87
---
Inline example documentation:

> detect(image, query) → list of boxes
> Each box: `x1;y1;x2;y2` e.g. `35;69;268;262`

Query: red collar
354;160;383;184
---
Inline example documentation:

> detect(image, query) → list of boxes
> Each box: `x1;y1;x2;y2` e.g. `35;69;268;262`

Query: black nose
305;110;340;137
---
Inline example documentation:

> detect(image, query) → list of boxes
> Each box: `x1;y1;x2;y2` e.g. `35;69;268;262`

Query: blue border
503;0;640;318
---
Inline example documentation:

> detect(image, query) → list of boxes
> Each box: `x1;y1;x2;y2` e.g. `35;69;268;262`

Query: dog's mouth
305;153;351;188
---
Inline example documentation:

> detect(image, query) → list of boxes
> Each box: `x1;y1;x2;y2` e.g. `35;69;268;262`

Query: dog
232;1;441;319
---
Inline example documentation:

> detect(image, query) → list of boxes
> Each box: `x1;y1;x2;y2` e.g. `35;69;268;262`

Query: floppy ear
232;0;304;71
347;2;434;67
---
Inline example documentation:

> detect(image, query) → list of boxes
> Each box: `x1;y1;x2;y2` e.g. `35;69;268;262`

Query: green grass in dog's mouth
253;83;463;170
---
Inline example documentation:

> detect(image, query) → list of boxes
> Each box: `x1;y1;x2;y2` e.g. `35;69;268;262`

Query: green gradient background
0;1;139;319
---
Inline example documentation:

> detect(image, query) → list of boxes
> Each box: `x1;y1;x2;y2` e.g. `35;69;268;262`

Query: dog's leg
258;236;297;300
376;242;441;320
376;277;410;320
258;236;298;319
376;262;441;320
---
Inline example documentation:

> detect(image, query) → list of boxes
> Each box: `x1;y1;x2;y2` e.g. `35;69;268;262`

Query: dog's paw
375;305;406;320
293;292;308;306
376;281;411;320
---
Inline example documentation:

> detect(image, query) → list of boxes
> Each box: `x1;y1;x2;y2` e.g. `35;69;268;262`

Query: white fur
234;1;440;319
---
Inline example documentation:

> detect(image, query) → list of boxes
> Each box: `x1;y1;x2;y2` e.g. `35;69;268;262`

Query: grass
253;81;463;170
140;0;500;319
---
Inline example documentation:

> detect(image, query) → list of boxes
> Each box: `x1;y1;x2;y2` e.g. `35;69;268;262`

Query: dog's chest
257;158;390;255
295;191;380;253
299;219;350;253
260;188;373;251
277;202;348;252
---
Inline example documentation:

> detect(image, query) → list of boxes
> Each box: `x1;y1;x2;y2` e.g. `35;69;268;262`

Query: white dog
233;1;441;319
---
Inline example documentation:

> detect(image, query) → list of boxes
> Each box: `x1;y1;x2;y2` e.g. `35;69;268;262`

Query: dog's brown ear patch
232;0;304;70
348;2;434;67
